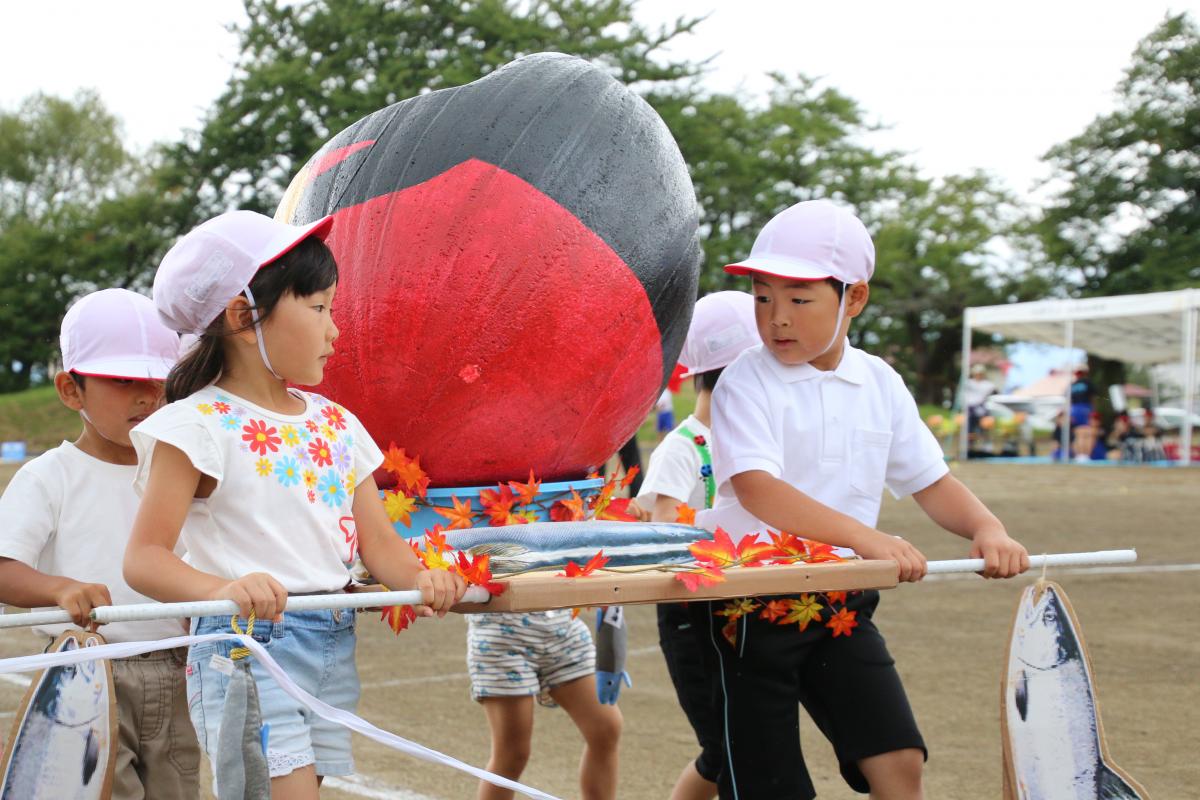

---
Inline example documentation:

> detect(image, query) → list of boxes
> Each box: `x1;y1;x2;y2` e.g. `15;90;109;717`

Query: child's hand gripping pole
594;605;631;705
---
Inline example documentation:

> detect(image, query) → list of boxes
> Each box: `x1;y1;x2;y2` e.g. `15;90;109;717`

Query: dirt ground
2;462;1196;798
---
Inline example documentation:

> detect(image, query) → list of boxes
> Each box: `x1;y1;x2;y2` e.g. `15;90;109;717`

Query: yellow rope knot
230;612;256;661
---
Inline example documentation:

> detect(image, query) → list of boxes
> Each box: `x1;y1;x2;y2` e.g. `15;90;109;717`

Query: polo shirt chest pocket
850;428;893;497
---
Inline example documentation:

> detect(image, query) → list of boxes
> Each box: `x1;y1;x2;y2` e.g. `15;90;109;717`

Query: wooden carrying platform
455;560;899;613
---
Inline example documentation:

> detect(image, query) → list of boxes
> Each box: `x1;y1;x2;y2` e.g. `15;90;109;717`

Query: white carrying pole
924;548;1136;575
1181;303;1196;466
1062;319;1074;459
0;553;1140;630
959;316;972;462
0;586;492;630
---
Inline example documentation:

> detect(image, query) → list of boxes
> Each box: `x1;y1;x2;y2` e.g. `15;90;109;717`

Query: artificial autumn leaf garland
373;447;857;639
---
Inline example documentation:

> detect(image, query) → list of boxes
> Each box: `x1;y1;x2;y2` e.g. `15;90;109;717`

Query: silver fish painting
0;630;115;800
440;520;710;574
1002;581;1148;799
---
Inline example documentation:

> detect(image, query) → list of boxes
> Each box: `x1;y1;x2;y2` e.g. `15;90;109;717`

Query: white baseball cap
60;289;181;381
725;199;874;285
153;210;333;335
678;291;759;379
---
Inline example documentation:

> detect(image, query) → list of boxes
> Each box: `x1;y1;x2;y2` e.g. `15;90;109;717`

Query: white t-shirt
131;386;384;593
0;442;185;642
698;343;949;552
637;415;711;511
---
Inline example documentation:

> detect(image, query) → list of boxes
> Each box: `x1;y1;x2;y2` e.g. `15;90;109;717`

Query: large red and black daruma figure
277;53;701;487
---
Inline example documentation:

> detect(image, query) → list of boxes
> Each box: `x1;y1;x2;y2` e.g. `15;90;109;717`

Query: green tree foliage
0;92;176;392
654;78;1038;402
649;75;919;292
864;173;1048;403
170;0;702;216
1040;13;1200;296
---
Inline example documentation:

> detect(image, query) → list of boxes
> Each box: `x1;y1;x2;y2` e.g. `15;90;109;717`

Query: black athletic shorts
687;590;926;799
657;602;723;783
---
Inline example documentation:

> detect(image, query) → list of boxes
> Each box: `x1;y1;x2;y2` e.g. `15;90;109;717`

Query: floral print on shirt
201;392;360;509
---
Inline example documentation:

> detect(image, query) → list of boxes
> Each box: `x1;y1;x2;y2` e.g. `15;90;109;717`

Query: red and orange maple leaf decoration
549;489;587;522
826;607;858;637
619;465;640;488
434;495;475;530
480;485;522;526
382;445;430;498
455;551;505;596
674;562;725;591
380;603;417;634
507;470;542;506
558;551;609;578
688;528;777;569
675;503;697;526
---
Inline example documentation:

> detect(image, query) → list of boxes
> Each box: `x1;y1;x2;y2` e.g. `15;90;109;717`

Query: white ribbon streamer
0;632;560;800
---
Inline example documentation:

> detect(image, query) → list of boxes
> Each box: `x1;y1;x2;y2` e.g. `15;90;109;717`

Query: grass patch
0;385;80;455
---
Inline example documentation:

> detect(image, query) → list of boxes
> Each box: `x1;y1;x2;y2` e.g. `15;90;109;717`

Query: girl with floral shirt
124;211;465;797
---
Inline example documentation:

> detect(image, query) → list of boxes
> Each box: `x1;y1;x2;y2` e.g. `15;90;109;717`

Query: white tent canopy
960;289;1200;463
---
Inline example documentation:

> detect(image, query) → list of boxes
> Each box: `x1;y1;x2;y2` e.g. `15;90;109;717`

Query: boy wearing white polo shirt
0;289;198;800
697;200;1029;799
637;291;758;800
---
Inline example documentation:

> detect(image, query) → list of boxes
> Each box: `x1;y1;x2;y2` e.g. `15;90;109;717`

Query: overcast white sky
4;0;1197;204
4;1;1196;385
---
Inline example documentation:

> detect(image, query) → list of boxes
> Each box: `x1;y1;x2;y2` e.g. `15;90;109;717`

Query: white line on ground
361;671;468;689
923;562;1200;581
360;646;664;690
0;673;31;688
324;774;442;800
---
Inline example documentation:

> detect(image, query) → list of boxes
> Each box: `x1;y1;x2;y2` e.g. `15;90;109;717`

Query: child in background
0;289;199;799
122;211;465;797
468;584;622;799
655;387;676;442
699;200;1029;799
636;290;758;800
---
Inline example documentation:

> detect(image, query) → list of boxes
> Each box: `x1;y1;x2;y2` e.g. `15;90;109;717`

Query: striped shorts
466;609;595;704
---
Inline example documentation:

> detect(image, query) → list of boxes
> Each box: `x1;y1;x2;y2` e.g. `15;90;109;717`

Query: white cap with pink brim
724;199;875;285
153;210;333;335
60;289;181;381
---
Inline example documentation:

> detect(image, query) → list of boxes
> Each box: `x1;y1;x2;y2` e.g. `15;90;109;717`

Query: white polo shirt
697;343;948;551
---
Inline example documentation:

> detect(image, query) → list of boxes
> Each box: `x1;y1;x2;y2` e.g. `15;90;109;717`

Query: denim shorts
186;609;359;784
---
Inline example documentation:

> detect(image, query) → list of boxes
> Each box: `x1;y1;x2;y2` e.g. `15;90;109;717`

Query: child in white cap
0;288;200;800
121;211;466;796
636;290;758;800
696;199;1029;799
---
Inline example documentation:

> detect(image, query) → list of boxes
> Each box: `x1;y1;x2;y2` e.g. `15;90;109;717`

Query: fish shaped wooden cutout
1002;581;1149;799
0;630;116;800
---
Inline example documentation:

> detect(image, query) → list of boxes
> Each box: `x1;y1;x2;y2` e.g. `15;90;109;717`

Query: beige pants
110;648;201;800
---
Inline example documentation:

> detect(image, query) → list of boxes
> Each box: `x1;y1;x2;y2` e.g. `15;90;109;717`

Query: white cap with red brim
724;199;875;285
60;289;181;381
678;291;759;379
153;210;333;335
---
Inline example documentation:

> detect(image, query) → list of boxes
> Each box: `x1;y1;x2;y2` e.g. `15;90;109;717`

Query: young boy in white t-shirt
637;290;758;800
0;289;199;800
697;200;1029;800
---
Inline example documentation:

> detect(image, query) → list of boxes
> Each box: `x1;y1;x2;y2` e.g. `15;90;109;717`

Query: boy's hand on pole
855;531;928;582
969;529;1030;579
53;580;112;628
213;572;288;621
